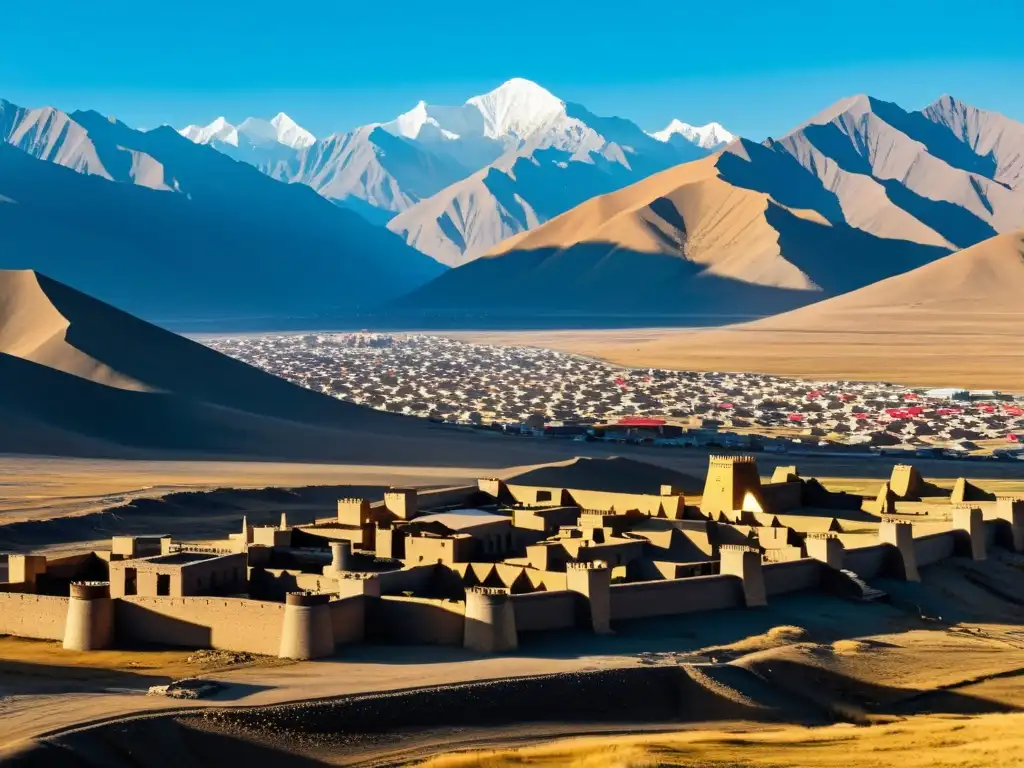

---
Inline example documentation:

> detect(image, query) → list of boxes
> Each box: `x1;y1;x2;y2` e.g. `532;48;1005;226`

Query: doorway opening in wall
156;574;171;596
125;568;137;596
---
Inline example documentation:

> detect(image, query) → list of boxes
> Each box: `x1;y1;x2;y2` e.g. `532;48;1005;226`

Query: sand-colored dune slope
0;270;566;465
404;143;952;317
459;230;1024;391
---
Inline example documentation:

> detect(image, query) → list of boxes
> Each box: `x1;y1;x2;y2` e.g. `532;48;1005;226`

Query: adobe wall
762;559;822;597
328;596;365;645
42;553;103;581
511;591;576;632
759;481;803;514
505;484;569;507
914;531;956;568
249;568;334;600
609;574;743;621
568;490;678;517
374;564;437;595
116;597;284;656
984;520;998;548
416;485;480;509
842;543;889;579
366;595;465;645
0;593;68;640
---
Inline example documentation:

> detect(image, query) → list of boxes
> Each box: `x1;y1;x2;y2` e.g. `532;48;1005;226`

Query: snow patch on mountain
179;113;315;149
649;119;734;148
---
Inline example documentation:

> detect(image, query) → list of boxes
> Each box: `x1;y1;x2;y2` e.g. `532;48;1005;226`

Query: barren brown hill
0;270;557;464
469;230;1024;391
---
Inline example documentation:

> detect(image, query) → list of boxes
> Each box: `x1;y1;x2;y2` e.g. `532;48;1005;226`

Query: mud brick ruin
3;457;1022;660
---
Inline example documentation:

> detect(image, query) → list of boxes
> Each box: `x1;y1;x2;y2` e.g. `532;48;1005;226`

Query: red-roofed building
616;417;666;427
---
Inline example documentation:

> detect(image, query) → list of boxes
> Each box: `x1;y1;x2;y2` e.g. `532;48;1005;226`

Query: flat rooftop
144;552;220;566
415;509;510;531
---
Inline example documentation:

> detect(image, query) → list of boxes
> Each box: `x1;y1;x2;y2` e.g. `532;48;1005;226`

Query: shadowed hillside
0;270;557;463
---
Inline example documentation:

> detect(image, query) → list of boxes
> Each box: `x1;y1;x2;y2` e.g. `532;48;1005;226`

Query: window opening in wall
156;573;171;596
125;568;137;596
536;490;553;502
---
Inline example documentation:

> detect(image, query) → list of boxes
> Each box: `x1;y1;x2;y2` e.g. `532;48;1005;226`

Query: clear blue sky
4;0;1023;140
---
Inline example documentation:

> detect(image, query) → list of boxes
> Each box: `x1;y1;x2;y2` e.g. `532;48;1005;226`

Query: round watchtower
63;582;114;651
463;587;517;654
278;591;334;660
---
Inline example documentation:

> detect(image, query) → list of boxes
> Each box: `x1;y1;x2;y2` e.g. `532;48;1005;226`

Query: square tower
701;456;763;517
337;498;370;527
384;488;419;520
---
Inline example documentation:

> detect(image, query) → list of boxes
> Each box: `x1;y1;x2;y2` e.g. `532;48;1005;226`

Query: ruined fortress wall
762;559;822;597
251;569;336;601
609;574;743;621
0;593;68;640
759;482;803;514
835;533;879;549
506;484;568;507
41;553;101;581
328;596;365;645
511;591;576;632
842;543;889;578
116;597;285;656
415;485;480;509
568;490;672;516
914;531;956;568
374;565;437;595
366;595;465;645
984;520;998;548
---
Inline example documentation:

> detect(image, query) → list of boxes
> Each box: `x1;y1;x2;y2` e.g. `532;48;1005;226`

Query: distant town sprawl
203;334;1024;459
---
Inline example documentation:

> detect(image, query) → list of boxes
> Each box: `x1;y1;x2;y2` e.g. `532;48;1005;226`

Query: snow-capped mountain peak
179;116;239;146
268;112;316;148
649;119;734;148
179;113;315;149
465;78;566;140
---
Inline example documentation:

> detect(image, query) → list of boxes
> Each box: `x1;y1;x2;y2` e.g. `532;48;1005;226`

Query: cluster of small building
3;457;1023;660
204;335;1024;456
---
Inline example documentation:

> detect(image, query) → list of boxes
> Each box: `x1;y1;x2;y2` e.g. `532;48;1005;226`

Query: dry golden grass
0;636;287;680
417;714;1024;768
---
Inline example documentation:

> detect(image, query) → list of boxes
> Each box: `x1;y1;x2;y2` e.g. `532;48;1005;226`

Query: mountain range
179;79;731;266
3;87;1024;330
0;99;442;321
404;93;1024;319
